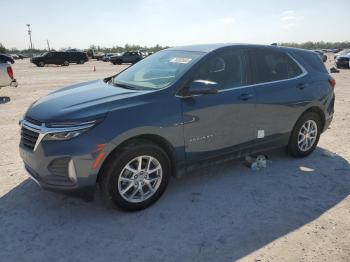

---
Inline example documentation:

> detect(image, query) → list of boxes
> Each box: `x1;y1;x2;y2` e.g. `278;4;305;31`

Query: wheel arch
289;106;326;145
96;134;177;182
300;106;325;131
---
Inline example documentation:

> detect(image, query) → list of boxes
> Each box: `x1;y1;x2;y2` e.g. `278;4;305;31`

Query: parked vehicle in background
138;49;149;58
86;49;105;60
0;63;17;88
30;51;88;67
102;53;117;62
17;54;27;59
95;53;105;60
313;50;327;62
334;49;350;60
110;51;143;65
0;54;15;64
335;54;350;69
19;44;335;211
65;48;82;52
10;54;20;60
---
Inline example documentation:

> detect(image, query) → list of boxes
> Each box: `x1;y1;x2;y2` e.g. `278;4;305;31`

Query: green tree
0;43;6;53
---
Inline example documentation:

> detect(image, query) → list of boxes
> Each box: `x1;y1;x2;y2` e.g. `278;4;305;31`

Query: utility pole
46;39;50;51
26;24;33;49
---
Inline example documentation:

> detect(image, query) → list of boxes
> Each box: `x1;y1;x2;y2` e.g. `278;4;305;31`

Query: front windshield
36;52;47;57
111;50;204;90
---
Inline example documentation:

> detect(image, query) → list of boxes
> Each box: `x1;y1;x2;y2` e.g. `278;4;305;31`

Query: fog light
68;159;78;183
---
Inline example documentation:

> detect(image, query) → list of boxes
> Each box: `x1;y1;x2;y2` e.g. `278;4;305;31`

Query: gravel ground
0;58;349;262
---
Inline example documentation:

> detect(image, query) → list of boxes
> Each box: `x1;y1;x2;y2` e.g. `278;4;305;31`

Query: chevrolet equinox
19;44;335;210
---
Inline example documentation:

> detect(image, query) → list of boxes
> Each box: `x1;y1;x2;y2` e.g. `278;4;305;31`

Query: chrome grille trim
20;119;96;151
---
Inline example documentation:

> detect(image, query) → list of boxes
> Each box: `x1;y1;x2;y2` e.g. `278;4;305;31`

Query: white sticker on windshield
170;57;192;64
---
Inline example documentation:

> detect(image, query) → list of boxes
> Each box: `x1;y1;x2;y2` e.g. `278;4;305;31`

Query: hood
26;79;148;123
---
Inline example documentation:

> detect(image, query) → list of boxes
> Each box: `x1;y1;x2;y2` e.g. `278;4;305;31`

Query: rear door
123;52;132;62
248;48;308;143
180;48;257;161
45;52;55;64
52;52;64;64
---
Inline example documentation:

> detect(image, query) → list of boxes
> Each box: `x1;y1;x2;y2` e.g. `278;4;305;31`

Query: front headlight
42;119;101;141
45;128;90;141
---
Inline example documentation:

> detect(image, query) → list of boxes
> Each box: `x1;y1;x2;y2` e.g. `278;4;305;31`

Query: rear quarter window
251;49;303;84
292;50;328;74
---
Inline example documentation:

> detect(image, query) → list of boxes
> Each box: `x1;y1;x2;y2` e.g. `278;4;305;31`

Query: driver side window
192;50;247;90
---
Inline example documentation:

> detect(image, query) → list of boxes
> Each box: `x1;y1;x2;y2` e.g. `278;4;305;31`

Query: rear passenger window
192;50;247;90
253;49;302;83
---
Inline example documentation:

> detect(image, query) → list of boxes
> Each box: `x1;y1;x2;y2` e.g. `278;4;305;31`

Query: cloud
218;17;235;24
281;15;297;21
281;10;295;16
280;10;301;30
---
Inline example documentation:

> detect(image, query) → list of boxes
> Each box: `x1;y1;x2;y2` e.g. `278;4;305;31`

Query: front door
180;49;257;162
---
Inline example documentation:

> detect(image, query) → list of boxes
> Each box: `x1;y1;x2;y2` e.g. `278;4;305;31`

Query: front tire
288;112;322;157
99;141;171;211
62;61;69;66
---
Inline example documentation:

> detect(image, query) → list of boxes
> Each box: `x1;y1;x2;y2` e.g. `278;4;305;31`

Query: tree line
280;41;350;50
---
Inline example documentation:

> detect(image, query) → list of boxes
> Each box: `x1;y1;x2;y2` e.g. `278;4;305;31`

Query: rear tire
99;141;171;211
62;61;69;66
38;61;45;67
288;112;322;157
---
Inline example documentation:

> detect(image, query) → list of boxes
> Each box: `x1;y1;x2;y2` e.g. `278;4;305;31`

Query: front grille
21;126;39;150
337;57;349;62
26;116;42;126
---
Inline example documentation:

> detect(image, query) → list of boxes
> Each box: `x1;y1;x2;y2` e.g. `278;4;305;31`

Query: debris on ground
330;67;340;73
245;155;270;171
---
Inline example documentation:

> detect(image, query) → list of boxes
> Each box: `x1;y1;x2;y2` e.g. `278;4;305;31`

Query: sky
1;0;350;50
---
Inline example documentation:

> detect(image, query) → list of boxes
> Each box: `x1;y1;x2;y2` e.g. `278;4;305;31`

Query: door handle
239;93;254;101
297;83;308;90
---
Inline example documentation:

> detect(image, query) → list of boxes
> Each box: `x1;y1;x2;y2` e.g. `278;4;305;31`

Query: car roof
167;43;311;54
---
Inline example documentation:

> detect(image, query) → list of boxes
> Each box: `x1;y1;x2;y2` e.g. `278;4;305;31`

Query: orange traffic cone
93;65;96;72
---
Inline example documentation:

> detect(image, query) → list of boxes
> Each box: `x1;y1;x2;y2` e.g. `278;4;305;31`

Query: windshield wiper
110;81;140;90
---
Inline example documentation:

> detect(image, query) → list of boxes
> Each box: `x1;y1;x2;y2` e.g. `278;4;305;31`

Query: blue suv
19;44;335;210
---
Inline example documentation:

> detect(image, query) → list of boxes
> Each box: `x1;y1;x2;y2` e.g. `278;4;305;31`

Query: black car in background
110;51;143;65
335;55;350;69
30;51;88;67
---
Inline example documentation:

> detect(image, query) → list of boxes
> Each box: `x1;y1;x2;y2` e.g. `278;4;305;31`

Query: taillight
7;66;14;79
328;77;336;88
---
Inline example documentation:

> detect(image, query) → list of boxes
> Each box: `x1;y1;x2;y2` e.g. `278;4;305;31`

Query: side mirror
188;80;219;95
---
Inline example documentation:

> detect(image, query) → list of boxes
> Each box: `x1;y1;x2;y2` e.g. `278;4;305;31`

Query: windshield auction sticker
170;57;193;64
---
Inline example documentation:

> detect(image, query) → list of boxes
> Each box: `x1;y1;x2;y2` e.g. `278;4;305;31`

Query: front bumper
20;143;98;200
18;118;114;200
335;60;350;68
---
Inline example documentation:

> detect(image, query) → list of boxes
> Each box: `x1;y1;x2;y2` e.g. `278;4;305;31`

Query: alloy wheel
117;155;162;203
297;120;318;152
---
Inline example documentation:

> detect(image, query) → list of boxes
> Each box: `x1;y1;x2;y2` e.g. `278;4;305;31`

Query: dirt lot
0;57;349;262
